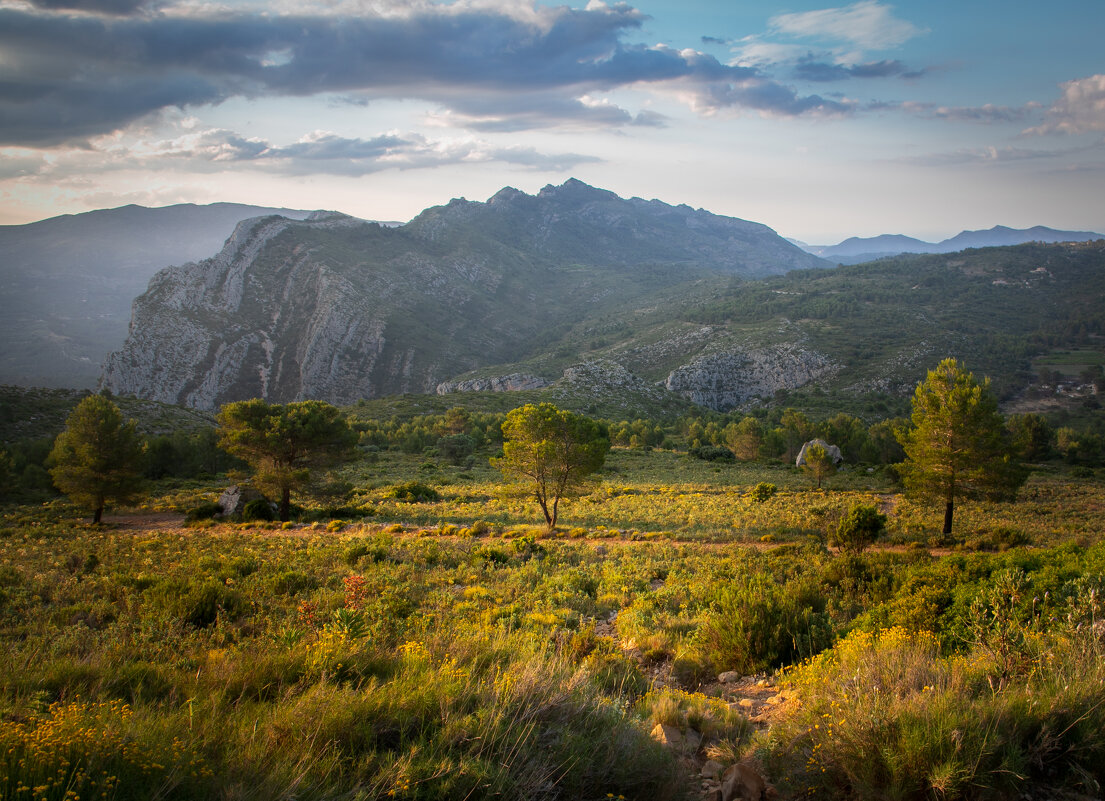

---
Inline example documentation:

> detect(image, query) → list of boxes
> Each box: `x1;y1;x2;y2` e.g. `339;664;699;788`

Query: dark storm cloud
0;2;848;147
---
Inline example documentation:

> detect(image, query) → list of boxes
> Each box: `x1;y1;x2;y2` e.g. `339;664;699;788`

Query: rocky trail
595;608;789;801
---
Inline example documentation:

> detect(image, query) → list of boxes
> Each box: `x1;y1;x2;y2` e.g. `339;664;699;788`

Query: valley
2;185;1105;801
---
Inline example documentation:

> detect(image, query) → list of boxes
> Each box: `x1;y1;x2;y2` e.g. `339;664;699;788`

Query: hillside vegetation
2;442;1105;799
102;206;1105;418
4;363;1105;799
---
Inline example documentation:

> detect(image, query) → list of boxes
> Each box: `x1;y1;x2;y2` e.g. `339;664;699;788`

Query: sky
1;0;1103;243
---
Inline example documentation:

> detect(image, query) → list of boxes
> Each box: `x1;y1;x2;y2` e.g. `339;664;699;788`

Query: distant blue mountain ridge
800;225;1105;264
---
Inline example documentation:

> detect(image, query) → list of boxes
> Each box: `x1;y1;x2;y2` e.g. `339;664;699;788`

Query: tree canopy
217;399;358;521
897;358;1027;535
800;443;837;489
494;403;609;531
48;394;145;523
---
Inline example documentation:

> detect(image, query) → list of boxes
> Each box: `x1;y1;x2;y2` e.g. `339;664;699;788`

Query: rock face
102;180;832;410
665;345;838;411
103;213;400;408
436;373;549;394
0;202;313;389
217;484;267;516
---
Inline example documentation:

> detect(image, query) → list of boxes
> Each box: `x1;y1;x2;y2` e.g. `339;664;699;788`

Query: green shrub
830;504;887;554
242;497;275;522
185;501;223;522
750;482;778;502
695;573;833;673
769;624;1105;801
269;570;318;596
689;445;735;462
145;579;246;628
388;481;441;503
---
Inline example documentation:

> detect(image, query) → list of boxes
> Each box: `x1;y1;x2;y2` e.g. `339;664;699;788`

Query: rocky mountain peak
536;178;620;204
100;181;834;410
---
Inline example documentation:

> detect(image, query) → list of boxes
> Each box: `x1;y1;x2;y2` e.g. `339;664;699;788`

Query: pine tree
897;359;1027;535
49;394;145;523
217;399;358;522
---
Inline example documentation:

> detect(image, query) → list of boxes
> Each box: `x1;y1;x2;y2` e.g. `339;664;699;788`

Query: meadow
2;446;1105;800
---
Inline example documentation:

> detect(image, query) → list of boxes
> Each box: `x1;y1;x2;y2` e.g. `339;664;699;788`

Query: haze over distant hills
803;225;1105;264
0;203;314;388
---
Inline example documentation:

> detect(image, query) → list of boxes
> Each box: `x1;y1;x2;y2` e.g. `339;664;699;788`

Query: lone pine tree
897;359;1027;535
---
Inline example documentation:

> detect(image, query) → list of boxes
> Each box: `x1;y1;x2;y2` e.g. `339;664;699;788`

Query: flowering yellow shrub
0;699;208;801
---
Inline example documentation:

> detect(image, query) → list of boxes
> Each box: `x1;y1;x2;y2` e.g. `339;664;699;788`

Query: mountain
806;225;1104;264
0;202;315;389
101;180;831;410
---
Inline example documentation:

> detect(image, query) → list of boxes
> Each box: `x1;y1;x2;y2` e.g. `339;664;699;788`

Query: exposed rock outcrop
102;215;398;408
436;373;549;394
796;439;843;466
664;345;839;411
101;180;832;410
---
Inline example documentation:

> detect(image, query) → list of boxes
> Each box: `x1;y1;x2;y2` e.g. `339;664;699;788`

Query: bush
750;482;778;502
830;504;887;554
185;501;223;522
689;445;735;463
696;573;833;674
145;579;246;628
769;625;1105;801
437;433;476;465
387;481;441;503
242;497;276;522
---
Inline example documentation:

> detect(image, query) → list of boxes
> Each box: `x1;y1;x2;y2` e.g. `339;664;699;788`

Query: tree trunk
943;500;954;535
93;505;103;524
549;496;559;532
537;495;553;529
280;488;291;522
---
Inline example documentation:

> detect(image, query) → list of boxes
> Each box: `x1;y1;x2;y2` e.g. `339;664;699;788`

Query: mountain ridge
0;202;317;388
805;224;1104;263
100;179;833;410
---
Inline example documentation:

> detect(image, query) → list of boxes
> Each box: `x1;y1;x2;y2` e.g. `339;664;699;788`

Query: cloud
693;78;853;117
794;56;921;82
895;145;1065;167
0;1;845;147
902;101;1040;124
24;0;152;15
728;2;926;84
116;126;603;175
0;151;47;179
1025;74;1105;135
768;0;926;51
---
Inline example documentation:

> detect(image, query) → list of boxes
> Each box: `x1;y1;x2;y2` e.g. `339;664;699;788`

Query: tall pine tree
897;359;1027;535
49;394;145;523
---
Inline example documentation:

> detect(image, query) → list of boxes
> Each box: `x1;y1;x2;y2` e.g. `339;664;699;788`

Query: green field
3;441;1105;800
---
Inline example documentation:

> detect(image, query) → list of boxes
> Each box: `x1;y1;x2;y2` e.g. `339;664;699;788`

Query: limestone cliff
664;345;839;411
102;180;833;410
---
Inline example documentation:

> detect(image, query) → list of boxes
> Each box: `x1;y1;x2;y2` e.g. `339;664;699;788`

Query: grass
766;621;1105;800
3;442;1105;799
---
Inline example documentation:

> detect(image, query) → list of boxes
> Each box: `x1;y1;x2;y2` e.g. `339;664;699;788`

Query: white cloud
768;0;926;51
727;1;927;82
1025;74;1105;136
895;144;1080;167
